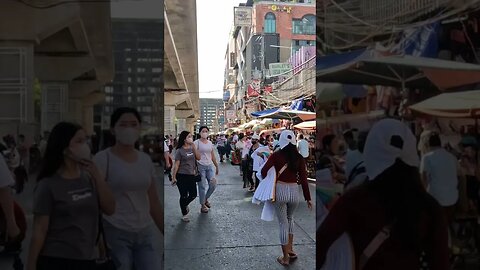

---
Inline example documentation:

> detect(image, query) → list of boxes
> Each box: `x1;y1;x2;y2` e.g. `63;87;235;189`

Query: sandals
289;252;298;260
201;206;209;213
205;201;211;208
277;256;290;266
181;216;190;222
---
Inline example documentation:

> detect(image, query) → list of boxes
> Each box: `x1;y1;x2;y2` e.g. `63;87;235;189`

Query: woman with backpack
260;130;313;266
317;119;449;270
26;122;115;270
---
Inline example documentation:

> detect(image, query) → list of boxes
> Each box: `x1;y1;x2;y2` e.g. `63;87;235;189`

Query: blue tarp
392;22;440;58
251;108;279;117
290;98;304;111
316;49;366;70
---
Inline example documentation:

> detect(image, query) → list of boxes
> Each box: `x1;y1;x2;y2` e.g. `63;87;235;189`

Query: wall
254;3;315;40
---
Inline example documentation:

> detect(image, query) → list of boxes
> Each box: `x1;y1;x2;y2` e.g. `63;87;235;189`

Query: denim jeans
197;163;216;205
103;220;162;270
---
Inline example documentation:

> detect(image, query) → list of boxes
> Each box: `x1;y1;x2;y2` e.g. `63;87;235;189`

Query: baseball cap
363;119;419;180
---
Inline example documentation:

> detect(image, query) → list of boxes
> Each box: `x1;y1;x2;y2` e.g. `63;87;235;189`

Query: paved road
0;164;164;270
164;160;316;270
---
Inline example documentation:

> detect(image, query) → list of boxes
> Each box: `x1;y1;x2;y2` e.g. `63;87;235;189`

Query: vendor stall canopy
409;90;480;118
316;48;480;91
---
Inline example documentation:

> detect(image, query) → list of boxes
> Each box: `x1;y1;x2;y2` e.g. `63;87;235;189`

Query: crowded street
164;151;315;270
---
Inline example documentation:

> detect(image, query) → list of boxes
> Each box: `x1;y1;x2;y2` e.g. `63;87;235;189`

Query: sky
197;0;245;99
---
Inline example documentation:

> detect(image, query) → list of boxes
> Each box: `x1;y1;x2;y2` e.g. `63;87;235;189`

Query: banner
234;7;252;27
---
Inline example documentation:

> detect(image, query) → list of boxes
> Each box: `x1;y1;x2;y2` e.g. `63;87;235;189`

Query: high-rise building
95;18;163;133
197;98;225;133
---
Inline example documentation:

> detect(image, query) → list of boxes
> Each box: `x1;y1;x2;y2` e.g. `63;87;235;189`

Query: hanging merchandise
391;22;440;58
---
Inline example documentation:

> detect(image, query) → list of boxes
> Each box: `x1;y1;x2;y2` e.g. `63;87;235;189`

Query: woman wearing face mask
172;131;201;221
26;122;115;270
93;107;164;270
194;126;219;213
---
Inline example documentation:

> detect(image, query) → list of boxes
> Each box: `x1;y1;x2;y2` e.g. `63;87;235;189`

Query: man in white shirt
420;133;459;226
343;130;363;180
297;134;309;158
0;156;20;244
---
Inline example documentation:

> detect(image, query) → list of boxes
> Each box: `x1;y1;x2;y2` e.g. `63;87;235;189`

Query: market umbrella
293;120;316;130
409;90;480;118
317;52;480;91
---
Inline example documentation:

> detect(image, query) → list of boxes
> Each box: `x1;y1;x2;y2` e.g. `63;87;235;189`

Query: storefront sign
269;5;292;13
226;110;236;120
269;63;292;77
234;7;252;27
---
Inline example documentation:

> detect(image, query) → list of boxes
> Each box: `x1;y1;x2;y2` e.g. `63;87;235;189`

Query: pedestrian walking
0;154;23;253
26;122;115;270
195;126;219;213
235;134;246;176
317;119;449;270
93;107;164;270
260;130;313;266
172;131;200;222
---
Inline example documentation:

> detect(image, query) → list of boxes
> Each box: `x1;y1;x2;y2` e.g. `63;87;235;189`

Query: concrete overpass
164;0;199;135
0;1;113;139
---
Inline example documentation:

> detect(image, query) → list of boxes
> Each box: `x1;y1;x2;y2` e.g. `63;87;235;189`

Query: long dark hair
367;158;434;250
176;131;190;150
280;143;302;171
37;122;83;181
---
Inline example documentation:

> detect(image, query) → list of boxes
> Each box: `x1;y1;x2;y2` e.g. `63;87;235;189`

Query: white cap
252;134;260;140
279;130;297;149
363;118;419;180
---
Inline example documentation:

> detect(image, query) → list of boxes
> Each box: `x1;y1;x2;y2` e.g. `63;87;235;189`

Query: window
292;40;316;52
152;67;162;73
264;13;276;33
137;67;146;73
292;15;315;35
128;96;132;102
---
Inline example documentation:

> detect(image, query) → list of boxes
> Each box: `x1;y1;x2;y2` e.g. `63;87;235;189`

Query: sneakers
201;206;209;213
205;201;211;208
181;216;190;222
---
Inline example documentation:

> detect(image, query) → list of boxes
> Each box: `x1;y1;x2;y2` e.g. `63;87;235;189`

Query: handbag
94;151;116;270
193;142;202;182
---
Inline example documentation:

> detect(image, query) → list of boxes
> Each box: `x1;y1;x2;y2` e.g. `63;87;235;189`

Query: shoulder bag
193;142;202;182
271;163;288;202
95;151;116;270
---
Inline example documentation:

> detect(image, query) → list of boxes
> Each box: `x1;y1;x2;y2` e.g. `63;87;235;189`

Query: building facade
96;18;163;134
224;0;315;125
197;98;225;134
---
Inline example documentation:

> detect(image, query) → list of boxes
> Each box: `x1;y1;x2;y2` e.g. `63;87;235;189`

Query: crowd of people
0;107;164;270
316;118;480;269
164;126;314;266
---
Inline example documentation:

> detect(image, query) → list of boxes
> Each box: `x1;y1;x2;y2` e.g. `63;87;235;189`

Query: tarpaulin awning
409;90;480;118
251;108;316;121
317;52;480;90
251;108;279;118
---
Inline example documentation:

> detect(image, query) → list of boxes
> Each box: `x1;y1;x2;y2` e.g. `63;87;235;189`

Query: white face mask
201;132;208;139
70;143;91;161
186;137;193;144
115;127;139;145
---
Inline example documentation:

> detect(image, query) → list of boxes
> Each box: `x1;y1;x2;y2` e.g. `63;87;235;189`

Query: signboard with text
234;7;252;27
268;63;292;77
